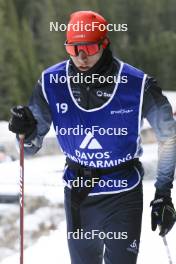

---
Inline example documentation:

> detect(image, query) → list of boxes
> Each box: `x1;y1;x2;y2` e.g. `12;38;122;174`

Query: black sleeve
142;76;176;196
23;78;52;155
142;76;176;140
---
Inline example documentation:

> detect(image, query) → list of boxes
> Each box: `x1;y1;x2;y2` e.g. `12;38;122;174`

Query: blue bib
42;60;146;195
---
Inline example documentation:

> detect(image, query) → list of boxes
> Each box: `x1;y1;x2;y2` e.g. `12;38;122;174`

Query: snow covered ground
0;142;176;263
0;154;66;201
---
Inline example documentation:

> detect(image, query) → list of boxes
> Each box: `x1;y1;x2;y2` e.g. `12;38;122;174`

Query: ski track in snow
0;143;176;264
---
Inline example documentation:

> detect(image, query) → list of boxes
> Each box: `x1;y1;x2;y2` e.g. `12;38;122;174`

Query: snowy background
0;91;175;264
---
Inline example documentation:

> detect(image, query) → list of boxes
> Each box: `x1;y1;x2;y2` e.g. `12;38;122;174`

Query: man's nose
77;50;88;61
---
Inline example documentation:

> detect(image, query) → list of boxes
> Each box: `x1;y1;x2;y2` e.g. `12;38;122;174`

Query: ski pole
162;236;173;264
19;134;25;264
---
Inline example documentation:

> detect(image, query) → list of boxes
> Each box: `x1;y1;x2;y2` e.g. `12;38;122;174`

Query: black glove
150;193;176;236
9;106;37;138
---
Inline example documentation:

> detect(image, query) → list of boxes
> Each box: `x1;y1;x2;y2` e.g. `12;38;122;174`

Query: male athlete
9;11;176;264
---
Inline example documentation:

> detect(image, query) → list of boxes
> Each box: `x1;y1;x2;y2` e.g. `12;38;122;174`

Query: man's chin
78;66;90;71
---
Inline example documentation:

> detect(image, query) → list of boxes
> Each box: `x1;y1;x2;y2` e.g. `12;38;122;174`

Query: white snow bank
0;155;66;203
0;121;16;143
0;220;70;264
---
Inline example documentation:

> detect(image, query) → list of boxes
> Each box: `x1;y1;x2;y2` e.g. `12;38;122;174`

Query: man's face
70;47;103;71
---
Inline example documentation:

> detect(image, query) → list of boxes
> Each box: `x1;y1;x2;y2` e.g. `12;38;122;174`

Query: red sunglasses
64;39;108;57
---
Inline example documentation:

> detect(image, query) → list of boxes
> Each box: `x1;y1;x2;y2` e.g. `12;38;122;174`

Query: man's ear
102;38;110;49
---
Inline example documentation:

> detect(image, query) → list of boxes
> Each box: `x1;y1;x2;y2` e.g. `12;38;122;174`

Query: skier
9;11;176;264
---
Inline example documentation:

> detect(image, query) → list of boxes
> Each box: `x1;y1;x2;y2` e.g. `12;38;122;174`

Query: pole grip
19;134;25;140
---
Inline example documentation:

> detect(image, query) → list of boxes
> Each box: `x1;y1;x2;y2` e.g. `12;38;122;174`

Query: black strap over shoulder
66;157;140;231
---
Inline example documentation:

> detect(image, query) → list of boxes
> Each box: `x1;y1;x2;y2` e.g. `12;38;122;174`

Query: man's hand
150;193;176;236
9;106;37;138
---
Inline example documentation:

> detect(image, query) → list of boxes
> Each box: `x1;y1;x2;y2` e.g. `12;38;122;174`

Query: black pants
64;182;143;264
